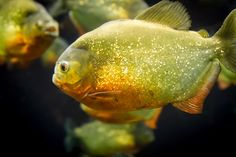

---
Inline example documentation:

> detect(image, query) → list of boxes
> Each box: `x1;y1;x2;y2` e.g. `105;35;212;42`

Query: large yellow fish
53;0;236;114
0;0;59;65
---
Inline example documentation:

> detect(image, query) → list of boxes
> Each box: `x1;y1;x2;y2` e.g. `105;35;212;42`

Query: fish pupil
60;61;69;72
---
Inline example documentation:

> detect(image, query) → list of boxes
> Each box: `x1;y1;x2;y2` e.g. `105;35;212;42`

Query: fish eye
59;61;70;73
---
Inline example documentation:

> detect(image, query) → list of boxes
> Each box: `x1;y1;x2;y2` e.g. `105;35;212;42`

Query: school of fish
1;0;236;156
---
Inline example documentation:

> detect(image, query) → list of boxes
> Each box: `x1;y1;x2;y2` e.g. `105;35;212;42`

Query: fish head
21;3;59;38
52;45;94;100
6;0;59;61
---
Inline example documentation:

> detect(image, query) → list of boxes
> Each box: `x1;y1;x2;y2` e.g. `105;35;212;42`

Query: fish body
0;0;58;65
53;1;236;114
50;0;148;33
65;120;154;156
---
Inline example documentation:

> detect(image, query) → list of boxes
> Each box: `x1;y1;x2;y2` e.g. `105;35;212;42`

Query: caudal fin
214;9;236;73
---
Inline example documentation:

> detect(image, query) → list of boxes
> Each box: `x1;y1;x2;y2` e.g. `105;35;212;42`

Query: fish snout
52;74;62;87
44;21;59;37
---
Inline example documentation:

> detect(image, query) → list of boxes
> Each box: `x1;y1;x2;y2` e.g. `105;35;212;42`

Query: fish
81;104;162;128
49;0;148;34
217;64;236;90
65;120;154;156
41;37;68;67
53;0;236;114
0;0;59;66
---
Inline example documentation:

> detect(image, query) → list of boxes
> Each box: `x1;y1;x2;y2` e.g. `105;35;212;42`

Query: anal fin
173;61;220;114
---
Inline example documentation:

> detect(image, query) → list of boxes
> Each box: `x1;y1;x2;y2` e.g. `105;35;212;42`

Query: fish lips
43;22;59;37
52;74;62;88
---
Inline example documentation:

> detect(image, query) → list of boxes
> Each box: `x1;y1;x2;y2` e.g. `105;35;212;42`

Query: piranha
81;104;162;128
53;0;236;114
49;0;148;34
0;0;59;66
41;37;68;67
65;120;154;156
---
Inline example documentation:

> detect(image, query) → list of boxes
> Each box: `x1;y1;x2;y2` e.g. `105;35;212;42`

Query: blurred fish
218;64;236;90
41;37;68;66
65;120;154;156
81;104;162;128
49;0;148;34
53;0;236;114
0;0;58;66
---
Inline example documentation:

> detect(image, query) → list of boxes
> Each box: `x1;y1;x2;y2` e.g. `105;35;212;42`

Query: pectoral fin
173;61;220;114
135;0;191;30
144;107;163;129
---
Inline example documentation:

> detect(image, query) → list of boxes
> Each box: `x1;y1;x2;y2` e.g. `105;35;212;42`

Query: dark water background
1;0;236;156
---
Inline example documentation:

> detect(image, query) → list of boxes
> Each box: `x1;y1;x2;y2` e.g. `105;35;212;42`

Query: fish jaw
6;34;56;62
52;73;89;102
5;19;58;62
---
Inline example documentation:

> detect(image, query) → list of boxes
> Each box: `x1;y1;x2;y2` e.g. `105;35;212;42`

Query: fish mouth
52;74;61;87
52;73;83;91
43;22;59;37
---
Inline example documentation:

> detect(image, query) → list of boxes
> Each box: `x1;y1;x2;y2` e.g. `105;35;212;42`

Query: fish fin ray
173;61;220;114
135;0;191;30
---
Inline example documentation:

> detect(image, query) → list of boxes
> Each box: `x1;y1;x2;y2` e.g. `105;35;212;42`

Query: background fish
0;0;59;66
53;0;236;115
49;0;148;34
41;37;68;66
65;120;154;156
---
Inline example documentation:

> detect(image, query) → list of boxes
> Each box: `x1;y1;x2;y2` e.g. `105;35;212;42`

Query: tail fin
214;9;236;73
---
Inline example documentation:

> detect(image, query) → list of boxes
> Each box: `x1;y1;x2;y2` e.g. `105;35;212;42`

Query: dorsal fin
135;0;191;30
198;29;209;38
173;61;220;114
